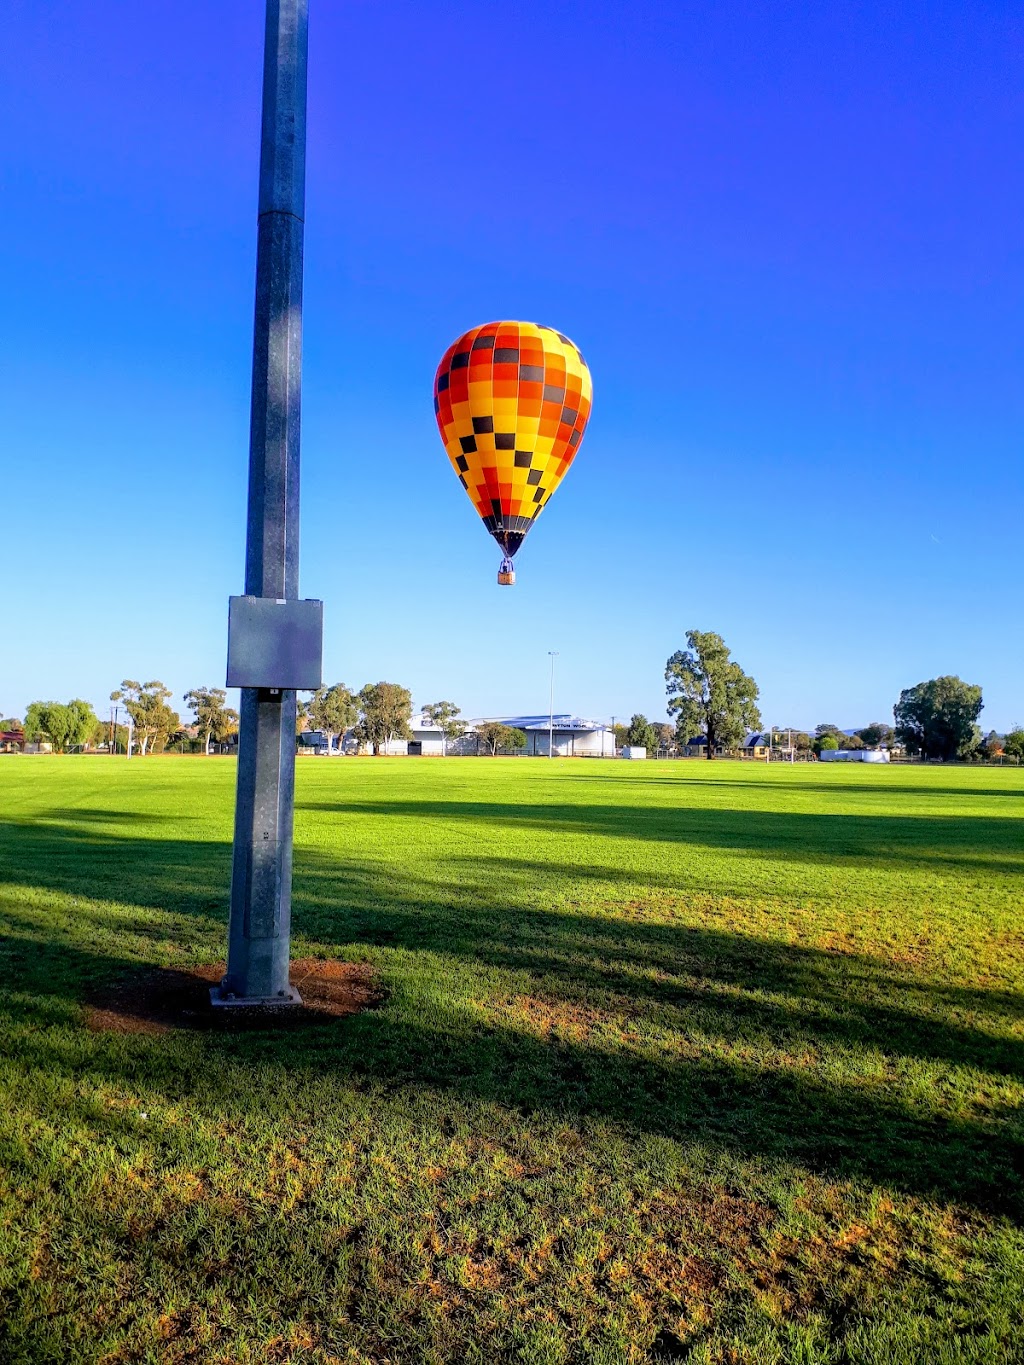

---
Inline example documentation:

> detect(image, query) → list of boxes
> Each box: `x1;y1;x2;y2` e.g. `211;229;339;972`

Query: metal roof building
302;714;615;757
471;714;615;758
406;713;615;757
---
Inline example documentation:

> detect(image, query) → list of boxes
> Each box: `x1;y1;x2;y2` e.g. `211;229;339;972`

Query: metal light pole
110;704;134;759
216;0;309;1005
548;651;558;758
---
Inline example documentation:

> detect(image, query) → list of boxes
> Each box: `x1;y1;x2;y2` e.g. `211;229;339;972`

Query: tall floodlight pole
216;0;310;1005
548;652;558;758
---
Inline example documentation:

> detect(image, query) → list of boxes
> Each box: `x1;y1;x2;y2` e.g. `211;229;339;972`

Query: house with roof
681;732;770;759
680;734;728;758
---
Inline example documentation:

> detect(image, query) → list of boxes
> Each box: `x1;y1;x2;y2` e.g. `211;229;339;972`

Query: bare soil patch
84;958;382;1035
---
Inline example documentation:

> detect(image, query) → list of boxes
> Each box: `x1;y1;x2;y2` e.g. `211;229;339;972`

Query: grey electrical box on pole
213;0;317;1007
227;597;323;691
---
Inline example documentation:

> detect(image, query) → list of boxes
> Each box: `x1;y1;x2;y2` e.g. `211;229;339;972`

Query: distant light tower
548;651;558;758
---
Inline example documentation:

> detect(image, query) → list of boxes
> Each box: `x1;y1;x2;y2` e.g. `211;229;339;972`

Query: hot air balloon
434;321;592;585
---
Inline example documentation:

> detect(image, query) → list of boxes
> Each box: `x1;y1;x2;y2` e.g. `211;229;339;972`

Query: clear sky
2;1;1021;732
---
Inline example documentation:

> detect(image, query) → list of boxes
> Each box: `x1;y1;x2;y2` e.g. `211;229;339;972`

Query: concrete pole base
209;985;303;1008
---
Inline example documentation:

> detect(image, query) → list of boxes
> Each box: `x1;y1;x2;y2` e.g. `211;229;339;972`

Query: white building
394;712;616;757
469;714;615;758
370;713;616;758
300;719;444;756
302;713;615;757
403;714;616;757
820;748;891;763
406;714;446;756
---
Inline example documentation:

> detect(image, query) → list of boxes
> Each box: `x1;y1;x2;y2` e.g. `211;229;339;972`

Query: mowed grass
1;757;1023;1365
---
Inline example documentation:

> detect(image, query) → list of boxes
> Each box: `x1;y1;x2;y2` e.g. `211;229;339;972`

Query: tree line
4;633;1021;763
5;681;419;757
303;684;528;756
1;684;241;755
1;679;530;758
302;682;414;756
616;629;1023;762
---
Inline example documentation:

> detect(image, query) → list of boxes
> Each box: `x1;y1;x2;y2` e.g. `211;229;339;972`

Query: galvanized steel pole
217;0;308;1004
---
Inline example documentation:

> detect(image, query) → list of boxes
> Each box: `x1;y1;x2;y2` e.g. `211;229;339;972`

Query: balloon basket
497;557;516;586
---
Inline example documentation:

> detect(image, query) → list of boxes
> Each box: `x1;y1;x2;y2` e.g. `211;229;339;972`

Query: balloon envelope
434;321;592;561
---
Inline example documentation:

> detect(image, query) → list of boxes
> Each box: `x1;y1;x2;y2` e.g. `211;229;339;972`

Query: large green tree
814;723;845;743
296;697;310;737
812;723;847;756
1003;728;1024;762
422;701;466;756
56;700;96;751
665;631;761;759
307;684;358;753
23;703;53;748
184;687;239;755
652;722;675;755
625;713;657;751
356;682;412;755
476;722;527;756
894;676;983;761
110;681;178;756
858;722;895;749
90;717;129;752
980;730;1004;760
23;699;96;753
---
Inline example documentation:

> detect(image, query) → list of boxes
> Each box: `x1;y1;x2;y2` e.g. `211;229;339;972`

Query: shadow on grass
299;795;1024;876
556;770;1024;800
0;812;1022;1220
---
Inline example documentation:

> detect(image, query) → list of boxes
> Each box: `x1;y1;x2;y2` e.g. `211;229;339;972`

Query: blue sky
2;0;1021;731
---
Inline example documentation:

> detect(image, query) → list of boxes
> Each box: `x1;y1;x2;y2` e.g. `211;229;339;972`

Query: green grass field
1;756;1022;1364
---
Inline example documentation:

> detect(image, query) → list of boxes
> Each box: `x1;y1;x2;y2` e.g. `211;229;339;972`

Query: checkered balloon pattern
434;321;592;559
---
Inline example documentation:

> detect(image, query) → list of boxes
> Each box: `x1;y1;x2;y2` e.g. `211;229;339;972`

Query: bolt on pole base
209;984;303;1009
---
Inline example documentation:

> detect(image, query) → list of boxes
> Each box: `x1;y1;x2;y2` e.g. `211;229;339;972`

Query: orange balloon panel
434;321;592;558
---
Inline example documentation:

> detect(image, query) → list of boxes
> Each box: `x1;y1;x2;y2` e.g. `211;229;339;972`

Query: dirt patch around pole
84;959;382;1035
